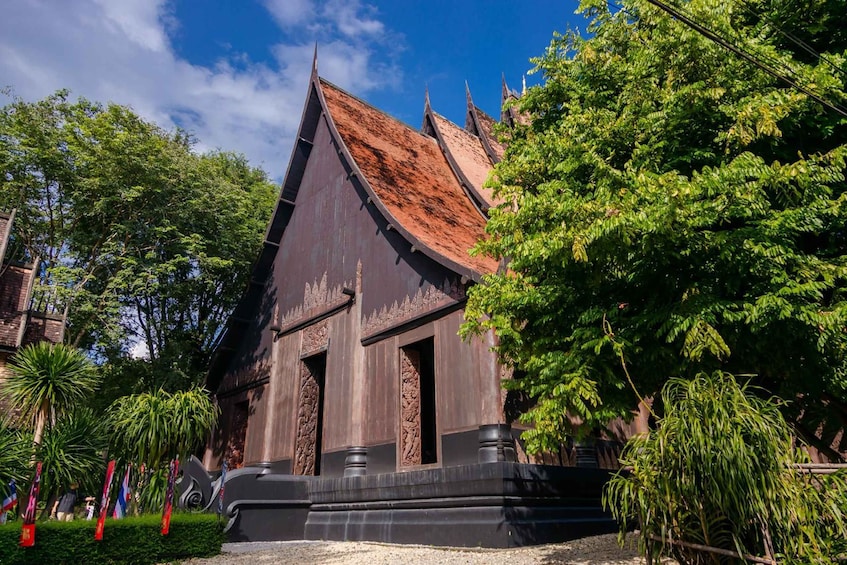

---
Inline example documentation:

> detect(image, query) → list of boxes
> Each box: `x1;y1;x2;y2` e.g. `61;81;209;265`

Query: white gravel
181;533;677;564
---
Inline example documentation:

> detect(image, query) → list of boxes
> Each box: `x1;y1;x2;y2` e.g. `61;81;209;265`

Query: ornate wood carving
399;348;422;467
301;319;329;356
280;272;353;331
363;277;465;338
293;361;321;475
226;401;249;470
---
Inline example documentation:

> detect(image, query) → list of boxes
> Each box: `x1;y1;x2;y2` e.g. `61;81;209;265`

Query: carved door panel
293;354;326;475
226;401;249;470
400;348;422;467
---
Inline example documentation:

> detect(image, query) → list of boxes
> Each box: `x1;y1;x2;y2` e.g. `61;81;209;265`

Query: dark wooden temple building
184;59;619;547
0;210;66;398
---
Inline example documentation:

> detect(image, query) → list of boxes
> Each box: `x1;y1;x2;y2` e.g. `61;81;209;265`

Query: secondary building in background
187;58;622;547
0;210;66;406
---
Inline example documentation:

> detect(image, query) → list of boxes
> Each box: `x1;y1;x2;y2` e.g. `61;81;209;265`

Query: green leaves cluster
108;388;218;512
604;372;847;562
0;90;276;390
463;0;847;450
108;388;218;468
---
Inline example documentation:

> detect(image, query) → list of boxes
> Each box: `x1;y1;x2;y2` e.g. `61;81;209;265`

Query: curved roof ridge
464;83;504;164
427;108;501;213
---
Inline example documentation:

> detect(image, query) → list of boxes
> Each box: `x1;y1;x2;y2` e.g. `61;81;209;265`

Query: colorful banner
94;460;116;541
20;462;42;548
113;465;131;519
217;460;227;516
1;479;17;524
161;457;179;535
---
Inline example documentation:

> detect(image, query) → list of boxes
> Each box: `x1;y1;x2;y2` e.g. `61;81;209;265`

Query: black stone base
304;462;616;547
305;503;614;547
183;458;617;547
222;467;313;542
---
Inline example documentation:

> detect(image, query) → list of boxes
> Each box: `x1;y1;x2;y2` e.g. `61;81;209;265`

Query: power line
734;0;847;79
643;0;847;118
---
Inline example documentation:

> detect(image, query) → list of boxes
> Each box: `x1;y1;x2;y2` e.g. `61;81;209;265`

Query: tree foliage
604;372;847;563
462;0;847;451
2;342;99;446
0;90;277;389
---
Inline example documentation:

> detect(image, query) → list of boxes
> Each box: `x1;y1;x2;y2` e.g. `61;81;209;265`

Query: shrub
604;372;847;563
0;513;224;564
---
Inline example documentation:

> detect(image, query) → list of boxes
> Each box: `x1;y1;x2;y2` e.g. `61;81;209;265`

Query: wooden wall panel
434;310;502;433
243;384;268;465
363;338;398;445
321;308;356;451
264;331;301;462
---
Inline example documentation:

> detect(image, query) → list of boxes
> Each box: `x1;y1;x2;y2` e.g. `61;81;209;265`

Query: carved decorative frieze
280;272;354;331
218;360;270;397
293;361;321;475
399;348;422;467
363;277;465;338
301;319;329;356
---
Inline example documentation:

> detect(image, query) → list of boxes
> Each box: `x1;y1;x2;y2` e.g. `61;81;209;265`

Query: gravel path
182;533;676;564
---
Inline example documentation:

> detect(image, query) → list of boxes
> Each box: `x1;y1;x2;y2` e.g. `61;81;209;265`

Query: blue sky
1;1;587;180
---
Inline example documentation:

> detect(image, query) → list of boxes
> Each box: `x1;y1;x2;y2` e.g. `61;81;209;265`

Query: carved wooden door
293;354;326;475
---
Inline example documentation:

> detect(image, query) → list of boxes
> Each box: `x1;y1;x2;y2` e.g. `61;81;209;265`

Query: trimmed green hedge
0;513;224;564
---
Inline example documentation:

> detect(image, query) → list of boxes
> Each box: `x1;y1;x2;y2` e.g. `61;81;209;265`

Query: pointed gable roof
501;75;530;128
423;103;501;212
464;83;505;163
318;78;497;279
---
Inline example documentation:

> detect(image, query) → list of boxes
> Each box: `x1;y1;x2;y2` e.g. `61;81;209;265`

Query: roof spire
522;75;527;96
311;43;318;77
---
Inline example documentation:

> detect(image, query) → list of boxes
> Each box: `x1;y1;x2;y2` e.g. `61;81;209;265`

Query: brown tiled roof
320;79;497;277
0;264;33;349
473;106;506;161
431;113;502;209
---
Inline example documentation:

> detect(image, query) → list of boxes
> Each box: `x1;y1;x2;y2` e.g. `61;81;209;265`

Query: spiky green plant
604;372;847;563
0;418;29;498
36;407;108;500
108;387;218;511
2;342;100;445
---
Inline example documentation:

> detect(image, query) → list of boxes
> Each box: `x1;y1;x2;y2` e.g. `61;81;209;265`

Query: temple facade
192;59;619;546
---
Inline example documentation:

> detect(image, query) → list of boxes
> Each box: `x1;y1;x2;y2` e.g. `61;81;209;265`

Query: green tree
0;91;276;391
2;342;99;446
462;0;847;452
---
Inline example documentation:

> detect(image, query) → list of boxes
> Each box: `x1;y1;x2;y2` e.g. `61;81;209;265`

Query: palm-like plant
108;387;218;511
604;372;847;563
37;407;108;499
2;342;100;445
0;418;30;496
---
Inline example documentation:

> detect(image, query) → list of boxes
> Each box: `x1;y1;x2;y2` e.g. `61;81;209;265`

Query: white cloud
324;0;384;38
264;0;315;28
0;0;402;180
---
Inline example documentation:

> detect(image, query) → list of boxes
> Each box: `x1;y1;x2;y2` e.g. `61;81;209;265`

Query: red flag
20;462;42;548
161;457;179;535
95;460;116;541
